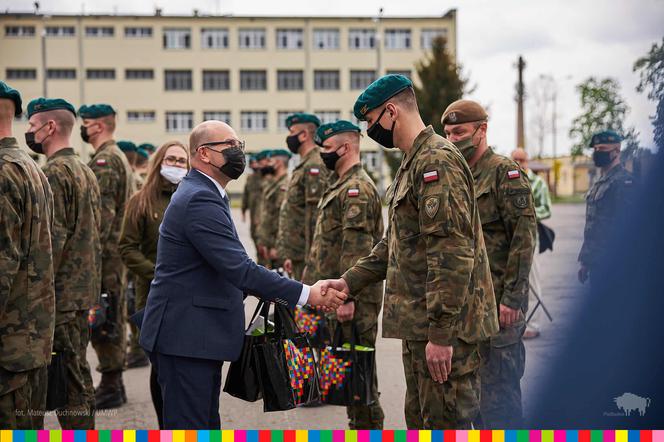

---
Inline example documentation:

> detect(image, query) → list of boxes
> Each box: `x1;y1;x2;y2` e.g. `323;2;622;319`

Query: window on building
125;27;153;38
384;29;411;49
46;69;76;79
45;26;75;37
126;69;154;80
277;70;304;91
6;68;37;80
421;29;448;49
239;29;266;49
349;29;375;49
361;151;379;171
240;70;267;91
241;111;268;132
85;26;114;37
314;70;340;90
313;28;339;50
5;26;35;37
166;111;193;132
202;28;229;49
276;29;303;49
203;70;230;91
127;111;156;122
86;69;115;80
386;69;412;79
350;70;376;90
163;28;191;49
277;111;303;131
315;111;341;125
165;70;192;90
203;111;231;125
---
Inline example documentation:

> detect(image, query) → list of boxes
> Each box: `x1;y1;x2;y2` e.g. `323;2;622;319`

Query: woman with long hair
119;140;189;428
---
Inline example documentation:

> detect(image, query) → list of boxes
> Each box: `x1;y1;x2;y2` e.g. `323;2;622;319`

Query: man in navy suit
139;120;346;429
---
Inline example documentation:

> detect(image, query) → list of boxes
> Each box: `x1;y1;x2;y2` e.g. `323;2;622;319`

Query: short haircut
390;86;419;113
37;109;75;136
100;114;116;132
0;99;15;121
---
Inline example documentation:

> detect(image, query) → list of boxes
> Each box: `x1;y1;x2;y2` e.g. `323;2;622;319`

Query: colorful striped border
0;431;662;442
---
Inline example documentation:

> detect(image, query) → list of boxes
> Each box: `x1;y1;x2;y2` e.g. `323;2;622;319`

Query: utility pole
516;55;526;150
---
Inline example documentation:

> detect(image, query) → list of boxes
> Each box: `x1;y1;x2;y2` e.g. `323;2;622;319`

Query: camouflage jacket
307;163;384;304
472;148;537;310
88;139;135;294
342;126;499;346
257;173;289;250
241;171;263;239
0;137;55;376
578;164;633;267
43;148;102;321
277;148;331;263
120;178;177;304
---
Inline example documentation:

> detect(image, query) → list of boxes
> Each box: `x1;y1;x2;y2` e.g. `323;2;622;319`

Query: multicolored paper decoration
318;347;352;399
282;339;316;403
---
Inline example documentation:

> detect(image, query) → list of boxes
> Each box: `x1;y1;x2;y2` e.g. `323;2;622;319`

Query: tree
634;37;664;151
569;77;639;157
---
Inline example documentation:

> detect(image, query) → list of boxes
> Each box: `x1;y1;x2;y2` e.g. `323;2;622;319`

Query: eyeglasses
164;156;188;167
198;139;246;151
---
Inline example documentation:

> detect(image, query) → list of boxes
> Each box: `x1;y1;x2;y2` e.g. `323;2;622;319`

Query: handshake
305;278;351;313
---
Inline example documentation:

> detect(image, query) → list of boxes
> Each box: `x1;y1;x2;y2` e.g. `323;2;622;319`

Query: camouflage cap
27;97;77;119
314;120;361;146
441;99;488;126
117;140;137;153
0;80;23;117
270;149;293;159
353;74;413;121
590;130;623;147
78;104;116;119
286;113;321;129
138;142;156;153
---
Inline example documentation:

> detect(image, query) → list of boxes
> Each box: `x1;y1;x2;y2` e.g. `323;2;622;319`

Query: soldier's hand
336;300;355;322
578;265;589;284
425;342;453;384
320;278;350;296
307;281;347;312
284;259;293;275
499;303;521;327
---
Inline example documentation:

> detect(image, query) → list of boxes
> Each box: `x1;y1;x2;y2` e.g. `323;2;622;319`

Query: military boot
126;350;149;369
95;371;124;409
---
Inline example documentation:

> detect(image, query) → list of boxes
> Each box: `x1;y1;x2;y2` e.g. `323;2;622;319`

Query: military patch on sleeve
512;194;529;209
348;188;360;197
507;169;520;179
346;205;362;219
308;168;320;176
424;196;440;218
96;159;107;166
423;170;439;183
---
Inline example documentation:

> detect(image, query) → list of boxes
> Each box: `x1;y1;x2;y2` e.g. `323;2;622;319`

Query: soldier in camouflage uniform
79;104;136;409
442;100;537;429
0;81;55;429
241;155;263;255
277;113;331;281
26;97;102;429
324;75;499;429
578;130;633;285
306;120;385;429
254;150;273;265
257;149;292;269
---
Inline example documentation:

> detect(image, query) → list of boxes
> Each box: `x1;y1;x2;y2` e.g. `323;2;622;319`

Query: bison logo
614;392;651;416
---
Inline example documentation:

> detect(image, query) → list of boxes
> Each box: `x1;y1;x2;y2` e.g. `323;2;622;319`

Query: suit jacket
139;168;302;361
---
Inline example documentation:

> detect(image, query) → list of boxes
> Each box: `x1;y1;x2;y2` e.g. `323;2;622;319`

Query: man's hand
336;301;355;322
425;342;453;384
307;281;347;312
499;303;521;327
578;265;589;284
319;278;350;296
269;248;278;260
283;259;293;275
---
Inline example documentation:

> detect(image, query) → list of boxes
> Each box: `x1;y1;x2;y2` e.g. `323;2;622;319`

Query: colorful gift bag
294;305;331;348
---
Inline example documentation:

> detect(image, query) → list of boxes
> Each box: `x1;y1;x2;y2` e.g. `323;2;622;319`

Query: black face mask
25;123;50;154
80;125;91;143
217;146;246;179
367;107;396;149
593;150;616;168
286;131;303;154
320;146;342;171
261;166;275;176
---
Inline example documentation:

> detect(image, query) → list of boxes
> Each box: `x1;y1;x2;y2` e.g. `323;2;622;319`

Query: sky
2;0;662;156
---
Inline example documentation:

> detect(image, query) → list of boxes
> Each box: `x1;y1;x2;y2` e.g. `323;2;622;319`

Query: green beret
136;147;149;159
78;104;116;119
138;143;156;153
255;150;270;161
286;113;321;129
248;154;258;162
270;149;293;159
441;99;488;125
0;80;23;117
590;130;623;147
353;74;413;121
314;120;361;146
27;98;76;119
117;140;137;153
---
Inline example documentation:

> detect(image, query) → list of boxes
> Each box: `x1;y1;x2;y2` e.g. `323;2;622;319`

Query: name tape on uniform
423;170;439;183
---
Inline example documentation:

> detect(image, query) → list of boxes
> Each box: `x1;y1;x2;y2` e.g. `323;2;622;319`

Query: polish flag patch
507;169;520;180
96;159;107;166
348;188;360;197
423;170;439;183
308;168;320;176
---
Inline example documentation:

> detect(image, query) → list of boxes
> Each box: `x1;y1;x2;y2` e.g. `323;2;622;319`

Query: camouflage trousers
402;339;481;429
477;323;526;429
0;365;48;429
91;271;127;373
52;311;95;429
327;301;385;430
